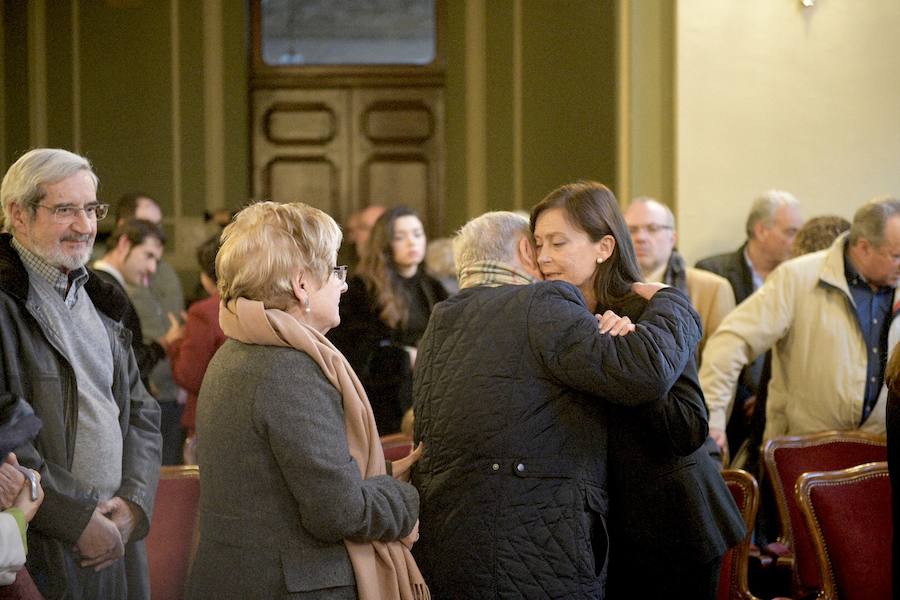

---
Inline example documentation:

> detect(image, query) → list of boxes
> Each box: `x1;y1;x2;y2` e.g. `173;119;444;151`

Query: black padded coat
411;281;701;599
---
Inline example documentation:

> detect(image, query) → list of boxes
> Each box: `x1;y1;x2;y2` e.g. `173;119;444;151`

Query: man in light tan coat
625;197;736;357
700;197;900;453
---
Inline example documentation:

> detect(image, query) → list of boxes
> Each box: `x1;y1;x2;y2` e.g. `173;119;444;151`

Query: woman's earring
596;257;604;264
304;296;311;313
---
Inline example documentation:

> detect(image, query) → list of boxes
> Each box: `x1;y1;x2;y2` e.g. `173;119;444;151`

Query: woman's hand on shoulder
596;311;635;336
631;281;669;300
390;442;424;483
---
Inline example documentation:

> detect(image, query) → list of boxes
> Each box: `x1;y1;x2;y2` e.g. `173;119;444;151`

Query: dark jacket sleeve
623;356;709;457
254;354;418;543
527;283;701;406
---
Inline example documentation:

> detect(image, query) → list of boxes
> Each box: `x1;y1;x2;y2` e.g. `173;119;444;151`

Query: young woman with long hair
328;206;448;434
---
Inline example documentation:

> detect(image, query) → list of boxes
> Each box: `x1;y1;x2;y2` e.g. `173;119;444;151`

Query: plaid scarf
458;260;536;290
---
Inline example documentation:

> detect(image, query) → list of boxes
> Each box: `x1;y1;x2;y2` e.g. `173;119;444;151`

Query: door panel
252;86;444;233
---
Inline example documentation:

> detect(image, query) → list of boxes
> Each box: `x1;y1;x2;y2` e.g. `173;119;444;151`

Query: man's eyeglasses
37;203;110;223
627;224;673;235
332;265;349;283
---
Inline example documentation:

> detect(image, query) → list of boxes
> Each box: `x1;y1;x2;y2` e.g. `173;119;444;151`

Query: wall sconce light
801;0;815;7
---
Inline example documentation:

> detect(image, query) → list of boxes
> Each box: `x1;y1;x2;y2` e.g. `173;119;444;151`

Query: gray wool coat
187;340;418;600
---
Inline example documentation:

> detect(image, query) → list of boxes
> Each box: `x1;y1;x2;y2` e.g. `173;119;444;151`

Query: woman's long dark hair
530;181;642;311
357;205;422;329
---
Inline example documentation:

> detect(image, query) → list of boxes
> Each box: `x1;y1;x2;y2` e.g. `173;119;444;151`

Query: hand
596;311;635;336
75;508;124;571
97;496;140;545
742;395;757;421
631;281;669;300
157;311;185;350
12;468;43;522
390;442;424;483
710;428;728;454
0;456;26;510
400;519;419;550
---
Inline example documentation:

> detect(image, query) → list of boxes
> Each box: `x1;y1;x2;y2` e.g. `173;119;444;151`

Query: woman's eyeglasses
332;265;349;282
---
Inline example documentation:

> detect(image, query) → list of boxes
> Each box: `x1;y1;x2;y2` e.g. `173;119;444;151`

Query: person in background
700;197;900;452
114;193;185;315
424;237;458;295
169;234;226;462
0;148;161;599
695;190;804;454
93;219;183;389
531;181;745;599
188;201;426;600
624;196;735;357
791;215;851;258
329;206;448;434
338;204;385;275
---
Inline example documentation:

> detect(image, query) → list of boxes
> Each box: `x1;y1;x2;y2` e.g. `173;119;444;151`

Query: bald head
624;197;677;275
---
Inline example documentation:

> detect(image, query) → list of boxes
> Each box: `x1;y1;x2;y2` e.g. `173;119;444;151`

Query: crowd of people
0;146;897;599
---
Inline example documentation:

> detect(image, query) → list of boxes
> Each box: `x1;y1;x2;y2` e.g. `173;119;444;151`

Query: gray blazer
187;340;418;600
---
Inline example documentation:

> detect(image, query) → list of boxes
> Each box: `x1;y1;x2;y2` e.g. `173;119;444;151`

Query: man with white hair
411;211;704;598
0;148;161;599
701;197;900;450
695;190;803;452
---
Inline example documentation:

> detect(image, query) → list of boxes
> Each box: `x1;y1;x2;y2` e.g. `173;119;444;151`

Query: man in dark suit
695;190;803;455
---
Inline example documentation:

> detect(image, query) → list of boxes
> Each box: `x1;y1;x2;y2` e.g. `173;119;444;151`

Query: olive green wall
1;0;248;275
443;0;618;233
3;0;617;243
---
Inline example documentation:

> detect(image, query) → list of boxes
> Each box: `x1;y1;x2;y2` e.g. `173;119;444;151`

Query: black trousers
607;552;722;599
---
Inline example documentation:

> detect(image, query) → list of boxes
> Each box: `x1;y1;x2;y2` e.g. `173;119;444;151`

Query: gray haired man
0;148;161;599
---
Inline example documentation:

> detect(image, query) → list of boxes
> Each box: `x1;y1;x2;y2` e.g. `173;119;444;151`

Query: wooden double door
251;86;444;234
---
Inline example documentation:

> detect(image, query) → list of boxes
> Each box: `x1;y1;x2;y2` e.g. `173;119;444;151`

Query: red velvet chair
717;469;762;600
380;433;413;462
0;568;45;600
796;461;892;600
762;430;886;596
145;465;201;600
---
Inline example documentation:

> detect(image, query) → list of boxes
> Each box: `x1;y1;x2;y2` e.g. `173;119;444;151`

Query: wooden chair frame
795;461;891;600
762;430;886;552
720;469;763;600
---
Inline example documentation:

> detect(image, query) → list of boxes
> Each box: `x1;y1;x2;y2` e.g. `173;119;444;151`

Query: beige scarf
219;298;430;600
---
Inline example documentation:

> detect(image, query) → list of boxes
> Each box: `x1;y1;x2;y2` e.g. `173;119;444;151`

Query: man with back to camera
695;190;803;454
0;148;161;599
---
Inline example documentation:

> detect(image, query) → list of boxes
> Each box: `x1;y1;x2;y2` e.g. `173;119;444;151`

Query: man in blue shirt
700;196;900;445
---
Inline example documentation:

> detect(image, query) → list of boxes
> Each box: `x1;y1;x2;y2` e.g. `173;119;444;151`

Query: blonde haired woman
188;202;428;600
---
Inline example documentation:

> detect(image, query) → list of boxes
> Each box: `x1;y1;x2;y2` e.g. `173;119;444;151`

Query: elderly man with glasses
0;148;161;599
624;197;736;359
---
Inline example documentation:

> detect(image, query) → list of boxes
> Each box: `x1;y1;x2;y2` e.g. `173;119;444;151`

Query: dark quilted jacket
411;281;701;599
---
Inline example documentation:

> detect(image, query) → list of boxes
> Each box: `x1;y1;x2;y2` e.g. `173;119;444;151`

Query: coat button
491;463;500;471
516;463;525;472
